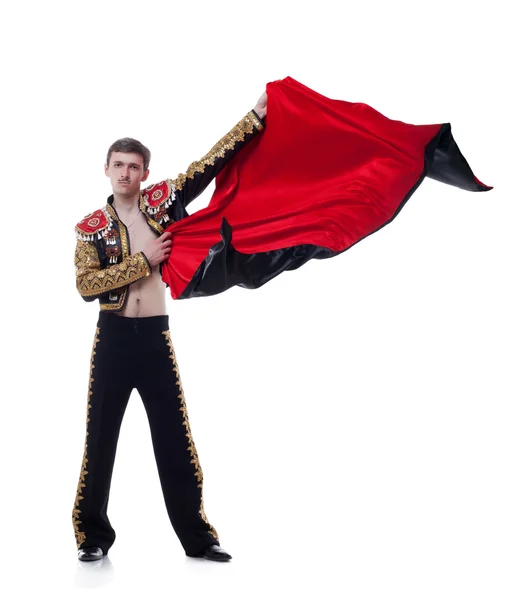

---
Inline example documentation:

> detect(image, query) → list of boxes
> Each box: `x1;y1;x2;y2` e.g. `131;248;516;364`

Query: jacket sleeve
169;109;264;210
74;239;152;300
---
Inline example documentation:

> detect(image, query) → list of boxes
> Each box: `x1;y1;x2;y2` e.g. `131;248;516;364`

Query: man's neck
112;191;140;215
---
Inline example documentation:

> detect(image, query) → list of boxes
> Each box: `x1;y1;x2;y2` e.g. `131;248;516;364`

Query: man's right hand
143;231;173;267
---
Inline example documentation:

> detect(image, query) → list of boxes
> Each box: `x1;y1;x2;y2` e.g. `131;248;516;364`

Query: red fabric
161;77;488;299
142;181;170;207
76;209;109;235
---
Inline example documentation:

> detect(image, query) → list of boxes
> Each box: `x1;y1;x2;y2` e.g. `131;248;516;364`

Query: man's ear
104;164;110;177
141;169;150;183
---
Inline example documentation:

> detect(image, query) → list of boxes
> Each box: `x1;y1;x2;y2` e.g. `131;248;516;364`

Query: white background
1;0;522;598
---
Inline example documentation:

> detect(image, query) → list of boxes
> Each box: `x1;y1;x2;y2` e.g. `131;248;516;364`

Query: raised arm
168;93;267;210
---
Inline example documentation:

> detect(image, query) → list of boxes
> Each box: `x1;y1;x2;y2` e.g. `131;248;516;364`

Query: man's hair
106;137;151;171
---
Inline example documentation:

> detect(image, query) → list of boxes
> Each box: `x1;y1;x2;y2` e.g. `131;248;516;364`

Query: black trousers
72;312;219;556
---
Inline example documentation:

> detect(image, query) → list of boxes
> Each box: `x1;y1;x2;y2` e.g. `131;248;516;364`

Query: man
72;92;267;562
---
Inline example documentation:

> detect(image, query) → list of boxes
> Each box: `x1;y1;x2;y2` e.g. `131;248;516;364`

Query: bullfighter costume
73;75;491;562
72;109;265;561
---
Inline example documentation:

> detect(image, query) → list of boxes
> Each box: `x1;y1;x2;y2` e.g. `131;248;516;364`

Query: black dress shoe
78;546;104;561
194;544;232;562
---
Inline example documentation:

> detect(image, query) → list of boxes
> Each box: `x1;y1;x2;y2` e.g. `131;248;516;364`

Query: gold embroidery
75;240;151;297
168;111;262;191
100;289;127;311
139;194;164;234
162;330;219;541
120;217;129;258
72;327;100;548
99;203;133;309
105;203;118;223
106;203;132;259
250;109;264;131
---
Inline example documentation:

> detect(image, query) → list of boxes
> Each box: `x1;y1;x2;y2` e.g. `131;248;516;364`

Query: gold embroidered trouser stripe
162;330;219;541
72;327;100;548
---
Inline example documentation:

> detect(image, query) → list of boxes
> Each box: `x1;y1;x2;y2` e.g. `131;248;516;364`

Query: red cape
162;77;491;299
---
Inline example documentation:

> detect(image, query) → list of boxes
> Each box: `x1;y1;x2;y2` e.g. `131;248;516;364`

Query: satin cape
162;76;491;299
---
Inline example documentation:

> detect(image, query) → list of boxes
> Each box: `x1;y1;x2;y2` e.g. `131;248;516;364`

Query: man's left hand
254;91;267;119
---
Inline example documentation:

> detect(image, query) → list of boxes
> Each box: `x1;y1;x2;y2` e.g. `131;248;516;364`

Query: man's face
104;151;150;197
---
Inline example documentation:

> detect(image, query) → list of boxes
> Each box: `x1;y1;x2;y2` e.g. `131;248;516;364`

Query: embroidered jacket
74;110;264;311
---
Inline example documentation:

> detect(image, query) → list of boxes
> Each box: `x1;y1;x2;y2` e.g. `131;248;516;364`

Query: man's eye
132;166;138;170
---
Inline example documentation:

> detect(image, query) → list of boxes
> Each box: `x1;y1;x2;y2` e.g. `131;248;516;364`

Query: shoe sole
78;554;104;562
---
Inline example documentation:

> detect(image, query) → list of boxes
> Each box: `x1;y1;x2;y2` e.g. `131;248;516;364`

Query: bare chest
126;212;159;253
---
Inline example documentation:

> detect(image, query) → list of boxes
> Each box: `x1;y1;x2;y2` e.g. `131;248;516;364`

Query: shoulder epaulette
141;180;176;216
75;207;114;241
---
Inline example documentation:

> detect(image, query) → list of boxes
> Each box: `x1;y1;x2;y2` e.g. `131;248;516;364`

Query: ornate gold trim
168;111;262;192
72;327;100;548
100;203;133;310
75;240;151;297
139;194;164;234
100;289;127;311
162;330;219;541
249;109;264;131
120;216;129;258
105;203;119;223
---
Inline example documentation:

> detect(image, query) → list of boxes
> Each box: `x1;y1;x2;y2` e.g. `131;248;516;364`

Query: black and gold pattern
139;194;165;234
168;111;263;192
162;330;219;541
74;110;264;312
74;240;151;298
72;327;100;548
105;203;120;227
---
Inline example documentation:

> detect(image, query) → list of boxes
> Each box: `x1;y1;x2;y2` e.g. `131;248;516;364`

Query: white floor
9;482;524;600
